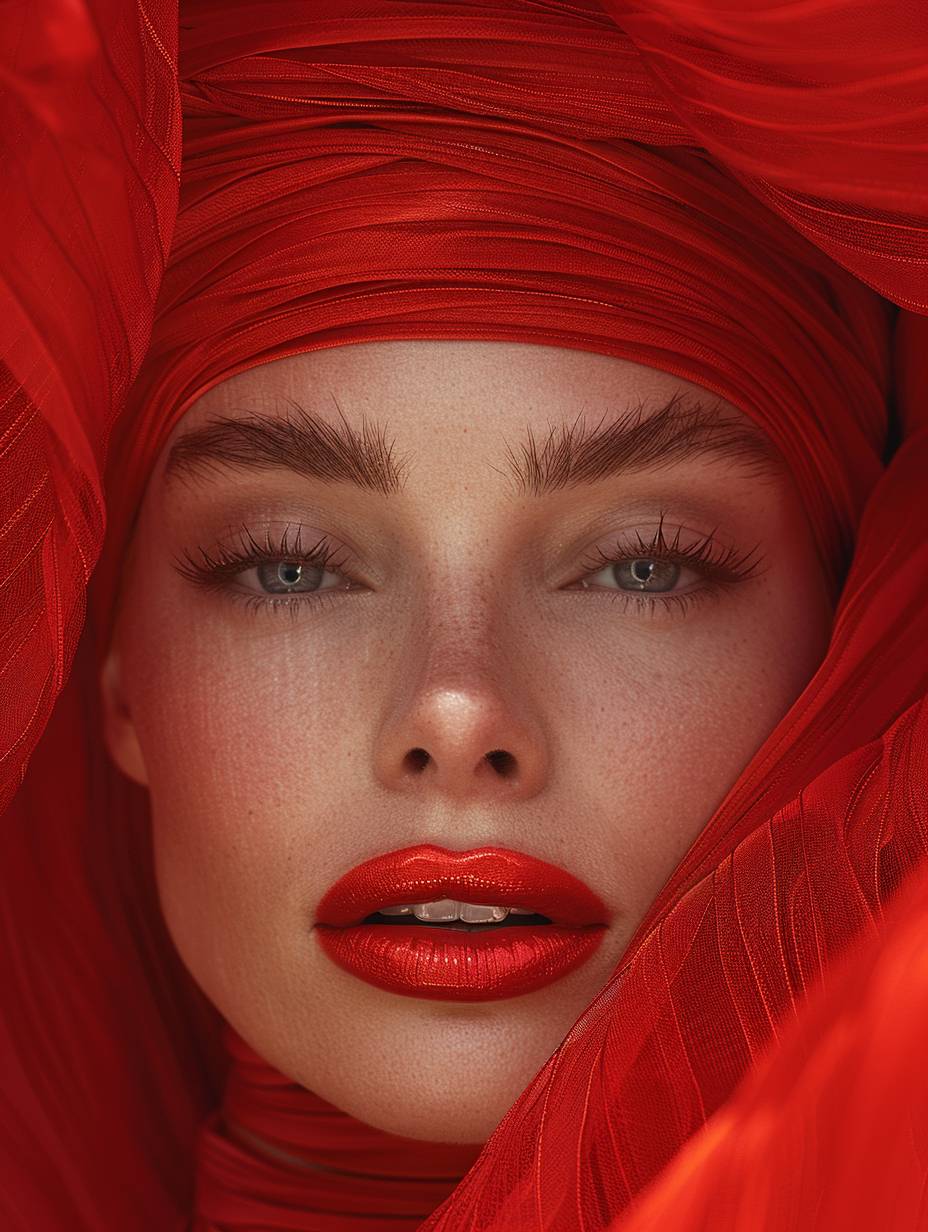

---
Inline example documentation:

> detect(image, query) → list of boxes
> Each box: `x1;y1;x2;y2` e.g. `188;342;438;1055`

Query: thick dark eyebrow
498;390;785;496
162;390;784;498
163;398;409;495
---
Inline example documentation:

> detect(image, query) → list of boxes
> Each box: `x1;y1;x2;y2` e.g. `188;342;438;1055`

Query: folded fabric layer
611;820;928;1232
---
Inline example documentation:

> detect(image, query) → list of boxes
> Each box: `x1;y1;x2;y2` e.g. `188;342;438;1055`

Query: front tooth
381;901;534;922
413;899;460;922
460;903;510;923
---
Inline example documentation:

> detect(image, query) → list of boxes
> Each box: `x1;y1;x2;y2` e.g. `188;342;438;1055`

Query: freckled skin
101;340;833;1148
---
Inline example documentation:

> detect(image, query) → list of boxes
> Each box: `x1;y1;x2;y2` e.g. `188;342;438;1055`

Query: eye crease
170;512;767;622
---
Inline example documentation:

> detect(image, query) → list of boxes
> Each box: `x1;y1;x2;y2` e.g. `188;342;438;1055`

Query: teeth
376;900;540;923
413;899;460;922
459;903;509;924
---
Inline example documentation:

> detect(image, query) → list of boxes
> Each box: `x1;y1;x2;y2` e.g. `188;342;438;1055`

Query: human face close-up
101;340;834;1148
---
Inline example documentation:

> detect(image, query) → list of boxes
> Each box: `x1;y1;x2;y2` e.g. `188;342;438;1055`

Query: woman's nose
373;683;550;804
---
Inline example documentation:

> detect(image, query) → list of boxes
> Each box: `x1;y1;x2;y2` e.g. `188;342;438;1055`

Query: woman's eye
240;558;346;596
173;517;763;622
171;524;359;613
580;556;697;594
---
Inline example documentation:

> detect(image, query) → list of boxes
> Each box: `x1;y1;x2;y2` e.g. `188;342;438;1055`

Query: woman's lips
313;844;611;1001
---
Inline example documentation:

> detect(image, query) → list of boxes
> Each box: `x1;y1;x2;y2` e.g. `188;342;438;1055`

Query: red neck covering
1;3;927;1231
194;1026;482;1230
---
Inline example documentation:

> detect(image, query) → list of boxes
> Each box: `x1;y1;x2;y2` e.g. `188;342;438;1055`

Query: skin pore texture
101;340;834;1158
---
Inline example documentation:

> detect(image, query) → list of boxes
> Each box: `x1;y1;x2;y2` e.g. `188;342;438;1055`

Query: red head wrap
93;2;896;653
1;2;927;1231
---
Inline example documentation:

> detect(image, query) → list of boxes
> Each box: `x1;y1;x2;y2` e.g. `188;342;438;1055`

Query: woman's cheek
572;625;792;907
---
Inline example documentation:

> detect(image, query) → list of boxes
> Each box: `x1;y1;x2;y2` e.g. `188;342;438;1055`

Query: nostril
486;749;516;776
404;747;430;773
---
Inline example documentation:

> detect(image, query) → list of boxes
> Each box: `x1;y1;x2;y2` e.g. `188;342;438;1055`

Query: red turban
1;2;926;1230
94;3;899;645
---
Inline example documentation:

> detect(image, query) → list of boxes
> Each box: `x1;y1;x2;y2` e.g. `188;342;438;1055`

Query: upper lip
314;844;611;928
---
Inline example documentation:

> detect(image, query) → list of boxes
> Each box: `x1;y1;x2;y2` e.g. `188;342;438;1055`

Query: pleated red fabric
615;855;928;1232
1;3;927;1231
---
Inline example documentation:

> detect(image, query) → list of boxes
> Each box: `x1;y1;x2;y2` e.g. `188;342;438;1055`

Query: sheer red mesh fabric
1;3;926;1231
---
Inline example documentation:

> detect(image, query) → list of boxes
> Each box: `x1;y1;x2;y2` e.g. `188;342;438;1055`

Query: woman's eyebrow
161;390;784;498
504;391;785;495
163;398;406;496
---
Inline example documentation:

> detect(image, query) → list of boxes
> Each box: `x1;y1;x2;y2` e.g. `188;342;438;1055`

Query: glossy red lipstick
313;844;610;1001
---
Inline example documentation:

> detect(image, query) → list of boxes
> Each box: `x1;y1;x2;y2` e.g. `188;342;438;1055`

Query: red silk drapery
1;2;926;1230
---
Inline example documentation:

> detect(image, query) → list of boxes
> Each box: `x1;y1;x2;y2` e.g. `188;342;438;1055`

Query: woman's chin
319;1076;506;1145
283;1004;553;1145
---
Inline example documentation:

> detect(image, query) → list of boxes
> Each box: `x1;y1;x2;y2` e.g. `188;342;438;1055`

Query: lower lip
314;922;607;1001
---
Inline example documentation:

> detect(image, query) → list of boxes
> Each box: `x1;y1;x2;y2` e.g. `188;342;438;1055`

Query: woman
1;2;926;1230
101;340;835;1147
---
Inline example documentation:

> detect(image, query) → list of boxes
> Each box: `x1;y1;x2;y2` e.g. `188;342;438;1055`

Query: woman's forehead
170;340;724;421
155;340;781;500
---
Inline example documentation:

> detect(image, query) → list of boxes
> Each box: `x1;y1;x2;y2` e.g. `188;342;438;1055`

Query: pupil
618;557;680;593
278;561;302;586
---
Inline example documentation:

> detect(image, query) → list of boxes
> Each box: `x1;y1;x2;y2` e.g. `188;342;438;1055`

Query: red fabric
1;3;926;1231
614;850;928;1232
92;1;902;640
193;1026;483;1231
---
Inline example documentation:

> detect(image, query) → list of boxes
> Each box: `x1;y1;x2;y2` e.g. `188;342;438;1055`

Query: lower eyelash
598;586;727;620
224;588;345;621
173;514;766;620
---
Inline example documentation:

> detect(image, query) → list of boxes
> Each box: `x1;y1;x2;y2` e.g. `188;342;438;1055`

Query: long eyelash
575;511;767;618
171;522;353;620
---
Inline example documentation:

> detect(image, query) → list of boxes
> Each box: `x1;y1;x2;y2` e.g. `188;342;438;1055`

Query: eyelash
171;514;767;622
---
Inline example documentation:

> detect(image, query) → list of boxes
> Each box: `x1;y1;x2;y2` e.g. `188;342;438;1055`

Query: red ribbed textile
1;3;926;1231
192;1026;482;1231
615;854;928;1232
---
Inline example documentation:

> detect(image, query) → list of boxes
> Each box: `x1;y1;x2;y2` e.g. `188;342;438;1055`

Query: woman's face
102;341;833;1145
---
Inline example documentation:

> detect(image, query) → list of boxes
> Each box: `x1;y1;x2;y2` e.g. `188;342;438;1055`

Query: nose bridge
373;562;550;802
404;504;517;683
418;575;505;680
410;586;515;750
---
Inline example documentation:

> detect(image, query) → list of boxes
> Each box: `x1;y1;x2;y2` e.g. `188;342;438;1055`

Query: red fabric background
1;3;926;1230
